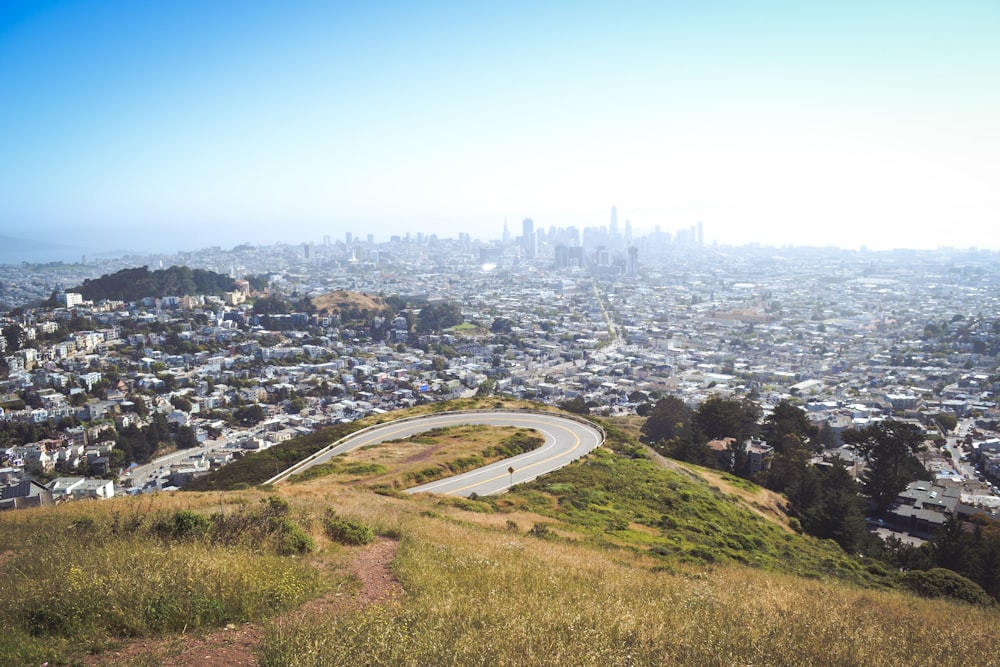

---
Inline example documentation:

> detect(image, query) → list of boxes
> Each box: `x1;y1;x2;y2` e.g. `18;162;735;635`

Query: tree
760;400;817;492
627;390;648;404
175;424;199;449
935;412;958;433
798;458;866;552
491;317;513;334
762;433;812;493
693;395;761;443
145;412;172;452
416;302;463;334
234;404;265;427
660;436;718;467
843;420;929;514
130;396;150;419
252;294;292;315
761;400;816;450
170;395;193;413
3;323;25;353
559;397;590;415
640;396;693;445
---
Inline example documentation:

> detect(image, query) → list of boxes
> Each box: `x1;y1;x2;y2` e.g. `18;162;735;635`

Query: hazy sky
2;1;998;254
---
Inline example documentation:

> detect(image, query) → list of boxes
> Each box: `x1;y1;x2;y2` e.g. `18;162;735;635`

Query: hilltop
2;404;999;665
309;290;391;317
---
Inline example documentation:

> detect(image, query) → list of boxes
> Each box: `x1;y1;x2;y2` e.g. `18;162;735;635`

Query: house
745;438;774;474
886;480;960;536
47;476;85;498
22;448;53;474
72;478;115;500
0;479;54;510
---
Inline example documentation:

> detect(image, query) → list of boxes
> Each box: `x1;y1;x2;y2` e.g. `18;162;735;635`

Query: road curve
271;410;604;497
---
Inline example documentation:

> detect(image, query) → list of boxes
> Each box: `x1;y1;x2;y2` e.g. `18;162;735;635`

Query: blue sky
1;0;998;255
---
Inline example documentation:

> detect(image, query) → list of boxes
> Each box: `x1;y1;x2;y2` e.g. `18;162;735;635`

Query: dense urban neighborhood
3;233;1000;535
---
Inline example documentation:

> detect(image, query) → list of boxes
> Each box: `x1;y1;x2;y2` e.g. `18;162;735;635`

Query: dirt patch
84;537;402;666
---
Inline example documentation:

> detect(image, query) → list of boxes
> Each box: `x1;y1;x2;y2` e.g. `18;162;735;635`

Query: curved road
273;411;604;497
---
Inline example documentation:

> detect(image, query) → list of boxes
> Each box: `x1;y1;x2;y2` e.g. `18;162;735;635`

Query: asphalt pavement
278;411;604;497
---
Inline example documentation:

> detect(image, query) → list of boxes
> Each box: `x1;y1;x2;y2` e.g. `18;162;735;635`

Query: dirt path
84;537;402;666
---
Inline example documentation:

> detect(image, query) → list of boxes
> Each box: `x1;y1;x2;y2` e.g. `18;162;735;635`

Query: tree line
70;266;235;302
639;394;1000;603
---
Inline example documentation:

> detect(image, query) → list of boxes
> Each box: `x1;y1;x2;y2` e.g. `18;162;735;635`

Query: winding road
270;411;605;497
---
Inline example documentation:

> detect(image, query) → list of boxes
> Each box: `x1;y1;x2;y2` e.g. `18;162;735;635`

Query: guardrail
263;408;606;486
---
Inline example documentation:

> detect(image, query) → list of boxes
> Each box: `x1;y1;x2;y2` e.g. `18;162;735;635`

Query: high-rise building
522;218;536;258
697;221;704;245
610;206;618;239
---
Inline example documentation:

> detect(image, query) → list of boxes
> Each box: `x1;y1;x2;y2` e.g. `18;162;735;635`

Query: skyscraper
522;218;536;258
610;206;618;239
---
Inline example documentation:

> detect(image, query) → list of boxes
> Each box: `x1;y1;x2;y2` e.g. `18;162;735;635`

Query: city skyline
2;1;998;255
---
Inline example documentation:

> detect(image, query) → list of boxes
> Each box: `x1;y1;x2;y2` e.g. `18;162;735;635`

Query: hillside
71;265;235;302
310;290;391;317
2;403;999;665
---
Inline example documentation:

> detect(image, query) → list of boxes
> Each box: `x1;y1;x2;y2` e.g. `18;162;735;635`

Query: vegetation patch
507;447;889;586
898;568;995;607
0;496;328;665
186;421;365;490
323;510;376;546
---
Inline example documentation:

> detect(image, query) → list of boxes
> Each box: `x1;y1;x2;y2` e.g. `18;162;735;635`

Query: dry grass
259;502;1000;666
309;290;389;316
8;407;1000;666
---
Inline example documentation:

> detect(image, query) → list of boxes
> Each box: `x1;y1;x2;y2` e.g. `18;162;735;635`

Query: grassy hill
2;401;999;666
310;290;390;317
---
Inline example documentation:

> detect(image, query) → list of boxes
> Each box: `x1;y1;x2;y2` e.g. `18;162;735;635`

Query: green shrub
152;509;211;540
263;495;291;517
528;523;552;538
323;512;376;546
275;518;315;555
898;568;995;606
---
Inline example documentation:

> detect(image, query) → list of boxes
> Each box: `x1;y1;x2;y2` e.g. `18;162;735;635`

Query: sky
1;0;998;258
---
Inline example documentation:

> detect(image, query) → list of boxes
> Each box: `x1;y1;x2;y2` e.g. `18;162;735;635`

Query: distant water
0;230;157;266
0;235;91;265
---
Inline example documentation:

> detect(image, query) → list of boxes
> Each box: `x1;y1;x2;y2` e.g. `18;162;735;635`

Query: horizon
2;2;999;254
